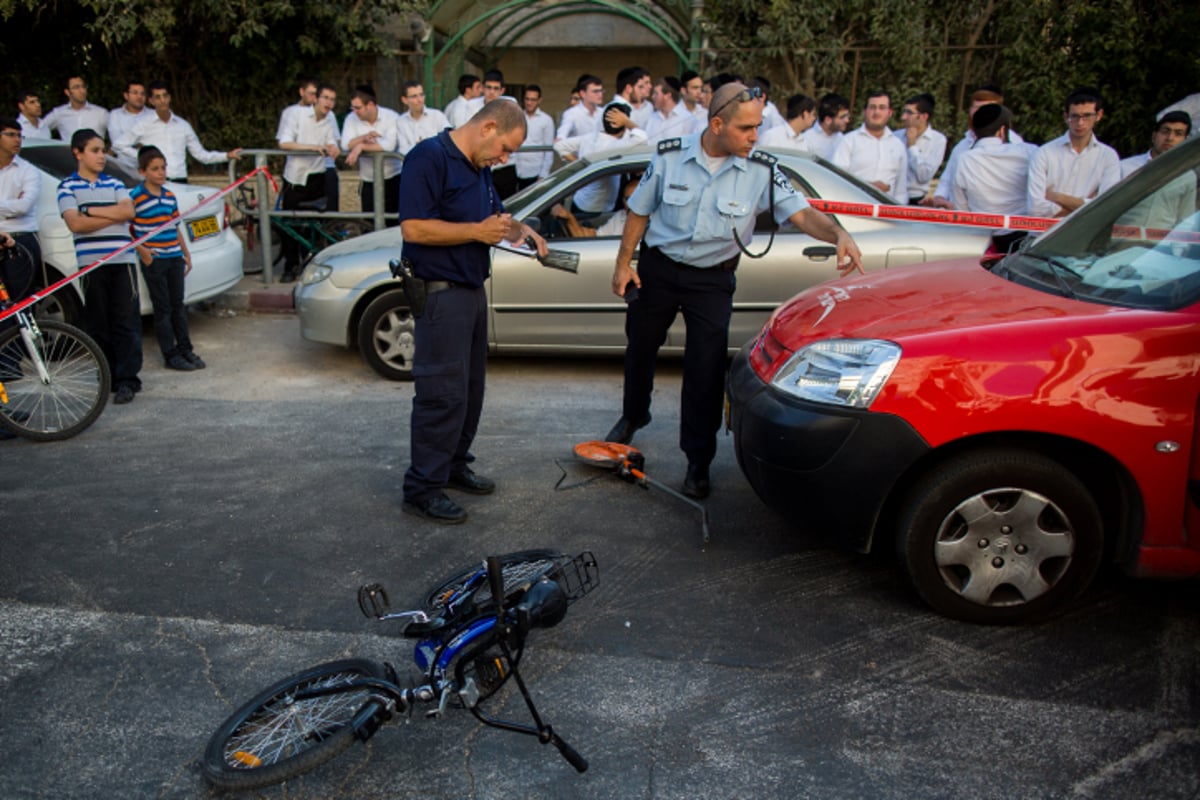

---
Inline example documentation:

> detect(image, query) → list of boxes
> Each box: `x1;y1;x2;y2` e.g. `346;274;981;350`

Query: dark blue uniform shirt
398;130;500;287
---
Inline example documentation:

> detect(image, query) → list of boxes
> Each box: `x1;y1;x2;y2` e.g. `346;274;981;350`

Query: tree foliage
0;0;419;150
702;0;1200;156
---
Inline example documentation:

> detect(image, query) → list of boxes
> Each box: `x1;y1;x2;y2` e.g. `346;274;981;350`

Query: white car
19;140;244;323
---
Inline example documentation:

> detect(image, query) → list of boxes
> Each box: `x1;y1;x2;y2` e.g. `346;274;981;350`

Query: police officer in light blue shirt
606;82;863;499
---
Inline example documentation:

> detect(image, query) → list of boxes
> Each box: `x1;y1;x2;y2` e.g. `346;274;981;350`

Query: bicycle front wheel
202;659;388;791
0;319;110;441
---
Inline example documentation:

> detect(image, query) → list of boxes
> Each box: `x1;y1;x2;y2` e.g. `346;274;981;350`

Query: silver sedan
295;146;991;380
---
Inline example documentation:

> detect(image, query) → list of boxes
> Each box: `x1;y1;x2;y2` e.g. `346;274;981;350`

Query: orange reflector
233;751;263;768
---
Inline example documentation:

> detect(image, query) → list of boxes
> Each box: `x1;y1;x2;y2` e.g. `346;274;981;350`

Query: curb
212;274;296;314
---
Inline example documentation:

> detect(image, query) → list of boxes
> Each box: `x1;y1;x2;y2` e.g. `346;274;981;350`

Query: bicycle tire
0;319;111;441
202;658;389;791
424;549;567;616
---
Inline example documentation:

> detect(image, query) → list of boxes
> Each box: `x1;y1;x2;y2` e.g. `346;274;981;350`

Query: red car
728;136;1200;623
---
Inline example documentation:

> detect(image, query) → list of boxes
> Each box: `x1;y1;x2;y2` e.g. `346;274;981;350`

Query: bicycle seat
515;577;568;632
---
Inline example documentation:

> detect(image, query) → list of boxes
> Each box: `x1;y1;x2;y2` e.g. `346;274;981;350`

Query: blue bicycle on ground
202;550;599;790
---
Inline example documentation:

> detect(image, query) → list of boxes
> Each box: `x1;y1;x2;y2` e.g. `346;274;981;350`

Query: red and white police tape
808;198;1200;245
806;198;1058;233
0;166;276;324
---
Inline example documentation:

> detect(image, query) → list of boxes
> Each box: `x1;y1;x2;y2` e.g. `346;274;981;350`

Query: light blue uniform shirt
627;134;808;267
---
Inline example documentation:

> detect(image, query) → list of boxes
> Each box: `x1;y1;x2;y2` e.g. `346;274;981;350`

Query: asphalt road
1;307;1197;800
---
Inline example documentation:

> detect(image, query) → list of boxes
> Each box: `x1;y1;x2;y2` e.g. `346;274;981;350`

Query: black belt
648;246;739;272
426;280;465;295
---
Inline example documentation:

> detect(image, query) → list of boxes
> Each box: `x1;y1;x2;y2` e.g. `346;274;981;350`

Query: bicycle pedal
357;583;391;619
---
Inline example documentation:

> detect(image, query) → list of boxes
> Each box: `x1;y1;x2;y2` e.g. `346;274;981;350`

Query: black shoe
281;268;298;283
682;462;711;499
447;467;496;495
184;352;207;369
604;413;651;444
402;493;468;524
114;384;136;405
166;354;197;371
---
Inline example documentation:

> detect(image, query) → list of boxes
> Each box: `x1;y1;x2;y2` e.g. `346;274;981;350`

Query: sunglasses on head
712;85;764;118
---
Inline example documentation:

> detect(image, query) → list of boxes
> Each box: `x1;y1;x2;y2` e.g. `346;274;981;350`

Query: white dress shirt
936;129;1025;202
43;102;109;142
107;106;156;170
832;125;908;202
951;136;1034;215
513;108;556;180
443;95;482;129
396;108;450;156
554;129;648;212
758;124;810;151
340;107;402;182
643;102;703;144
18;114;51;141
803;125;843;161
760;101;786;132
279;107;340;185
0;156;41;233
557;103;602;140
1120;152;1151;179
895;126;947;200
1027;132;1121;217
114;112;229;180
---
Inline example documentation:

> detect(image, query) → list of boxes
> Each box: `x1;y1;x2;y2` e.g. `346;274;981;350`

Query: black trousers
323;167;340;212
140;256;192;360
360;174;401;227
403;285;488;503
83;262;143;391
0;232;40;369
621;245;736;467
281;172;326;271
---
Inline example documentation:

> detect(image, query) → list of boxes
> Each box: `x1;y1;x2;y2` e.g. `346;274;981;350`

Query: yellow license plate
187;216;220;241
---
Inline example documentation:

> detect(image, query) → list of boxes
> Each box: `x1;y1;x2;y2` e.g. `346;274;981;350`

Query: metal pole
372;151;386;230
255;153;274;284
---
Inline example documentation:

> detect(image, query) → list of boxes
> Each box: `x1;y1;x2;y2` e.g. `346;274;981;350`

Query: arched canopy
423;0;703;103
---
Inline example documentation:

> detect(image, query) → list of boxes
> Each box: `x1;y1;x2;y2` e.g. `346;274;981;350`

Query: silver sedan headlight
770;339;901;408
300;263;333;286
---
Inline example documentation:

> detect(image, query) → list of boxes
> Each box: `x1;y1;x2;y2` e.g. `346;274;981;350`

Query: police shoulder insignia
657;138;683;154
749;150;778;167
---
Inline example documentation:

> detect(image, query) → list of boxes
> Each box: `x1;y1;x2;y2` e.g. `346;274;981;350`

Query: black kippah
972;103;1008;138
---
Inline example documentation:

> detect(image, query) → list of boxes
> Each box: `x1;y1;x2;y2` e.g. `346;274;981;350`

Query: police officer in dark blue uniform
399;100;547;524
607;82;864;499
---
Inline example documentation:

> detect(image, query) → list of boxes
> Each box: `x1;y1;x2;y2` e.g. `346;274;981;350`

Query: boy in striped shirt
57;128;142;404
131;145;205;372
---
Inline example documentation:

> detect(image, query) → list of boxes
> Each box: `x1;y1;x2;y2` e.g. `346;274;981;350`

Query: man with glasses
513;85;554;190
1027;87;1121;218
605;82;863;500
832;90;908;202
396;81;450;162
44;75;109;142
895;93;946;204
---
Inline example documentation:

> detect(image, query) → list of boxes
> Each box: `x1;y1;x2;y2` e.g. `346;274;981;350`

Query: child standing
131;145;205;371
57;128;141;403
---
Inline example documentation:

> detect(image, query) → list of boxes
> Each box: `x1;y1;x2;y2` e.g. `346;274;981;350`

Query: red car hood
766;258;1118;348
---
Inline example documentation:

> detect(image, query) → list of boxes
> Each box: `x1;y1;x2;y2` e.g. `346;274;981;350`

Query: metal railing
227;145;555;284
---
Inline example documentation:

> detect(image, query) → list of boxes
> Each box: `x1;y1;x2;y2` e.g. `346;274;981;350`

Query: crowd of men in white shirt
757;81;1194;226
14;71;1194;274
